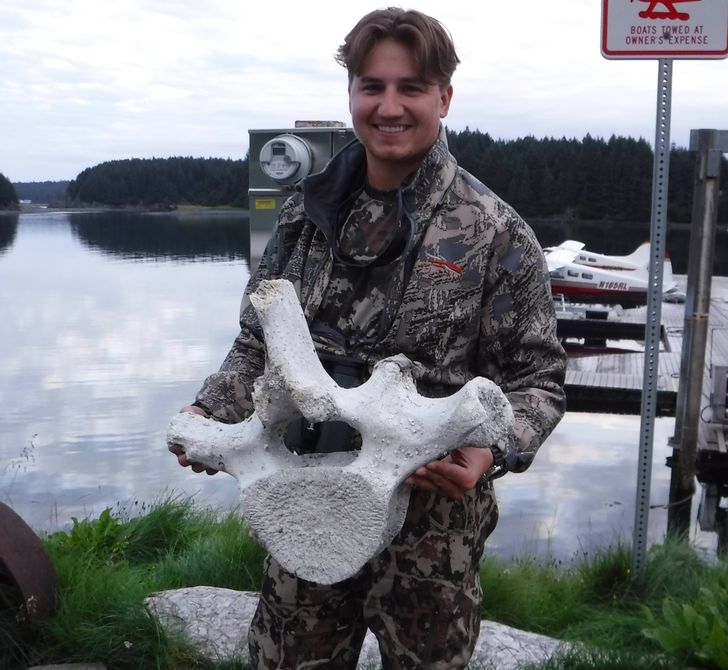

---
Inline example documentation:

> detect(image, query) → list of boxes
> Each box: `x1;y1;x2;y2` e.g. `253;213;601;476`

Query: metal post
632;59;672;579
667;129;728;535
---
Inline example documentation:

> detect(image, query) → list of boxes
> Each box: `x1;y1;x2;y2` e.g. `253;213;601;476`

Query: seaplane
545;240;683;307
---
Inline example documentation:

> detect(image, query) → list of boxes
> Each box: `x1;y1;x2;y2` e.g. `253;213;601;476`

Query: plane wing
544;240;585;272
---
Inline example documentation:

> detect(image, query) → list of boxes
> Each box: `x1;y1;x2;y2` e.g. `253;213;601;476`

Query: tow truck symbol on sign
631;0;701;21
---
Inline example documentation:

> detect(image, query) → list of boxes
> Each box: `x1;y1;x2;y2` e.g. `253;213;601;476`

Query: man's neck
365;156;421;192
364;179;398;202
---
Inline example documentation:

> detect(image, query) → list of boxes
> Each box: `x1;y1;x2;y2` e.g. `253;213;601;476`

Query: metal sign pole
632;58;673;579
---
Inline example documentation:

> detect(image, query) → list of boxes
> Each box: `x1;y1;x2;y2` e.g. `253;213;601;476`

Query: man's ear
440;84;453;119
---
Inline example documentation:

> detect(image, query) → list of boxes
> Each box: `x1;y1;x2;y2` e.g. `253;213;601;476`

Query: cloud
1;0;726;181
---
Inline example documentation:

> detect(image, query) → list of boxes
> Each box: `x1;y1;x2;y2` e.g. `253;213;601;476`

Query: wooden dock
560;276;728;491
560;301;684;415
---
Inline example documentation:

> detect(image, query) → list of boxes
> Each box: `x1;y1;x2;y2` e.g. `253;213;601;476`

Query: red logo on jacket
425;252;464;277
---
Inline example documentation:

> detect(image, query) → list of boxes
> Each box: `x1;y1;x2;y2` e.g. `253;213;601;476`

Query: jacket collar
301;125;457;243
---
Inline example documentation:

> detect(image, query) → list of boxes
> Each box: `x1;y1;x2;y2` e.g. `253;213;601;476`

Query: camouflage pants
248;482;498;669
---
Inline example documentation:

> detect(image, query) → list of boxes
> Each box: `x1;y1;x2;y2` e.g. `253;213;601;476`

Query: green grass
3;498;727;669
2;495;264;670
522;648;680;670
482;538;728;669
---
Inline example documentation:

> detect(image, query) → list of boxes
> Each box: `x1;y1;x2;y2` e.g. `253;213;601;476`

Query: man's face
349;38;453;191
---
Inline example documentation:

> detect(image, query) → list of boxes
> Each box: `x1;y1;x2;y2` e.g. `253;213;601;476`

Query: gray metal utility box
248;123;355;252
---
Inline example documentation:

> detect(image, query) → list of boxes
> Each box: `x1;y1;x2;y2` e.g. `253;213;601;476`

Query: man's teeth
378;125;406;133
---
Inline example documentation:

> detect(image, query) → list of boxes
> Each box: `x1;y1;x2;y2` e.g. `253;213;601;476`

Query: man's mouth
376;125;408;133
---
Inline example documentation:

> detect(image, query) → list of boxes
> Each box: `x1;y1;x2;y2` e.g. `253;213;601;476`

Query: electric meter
259;134;314;185
248;123;355;266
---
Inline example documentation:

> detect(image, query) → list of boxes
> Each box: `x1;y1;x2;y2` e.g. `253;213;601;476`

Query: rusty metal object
0;502;58;619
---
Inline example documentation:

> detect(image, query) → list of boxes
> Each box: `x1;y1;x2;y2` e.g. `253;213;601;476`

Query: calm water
0;210;716;561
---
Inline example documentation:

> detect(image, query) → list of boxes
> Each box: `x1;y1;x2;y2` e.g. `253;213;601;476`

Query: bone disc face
241;468;394;584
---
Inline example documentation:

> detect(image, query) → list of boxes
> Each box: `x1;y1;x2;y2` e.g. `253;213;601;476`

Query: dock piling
667;129;728;537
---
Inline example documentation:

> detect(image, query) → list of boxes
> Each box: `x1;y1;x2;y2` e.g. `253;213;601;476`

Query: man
171;7;566;668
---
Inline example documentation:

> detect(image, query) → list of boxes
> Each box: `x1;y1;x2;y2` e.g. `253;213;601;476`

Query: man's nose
378;88;404;117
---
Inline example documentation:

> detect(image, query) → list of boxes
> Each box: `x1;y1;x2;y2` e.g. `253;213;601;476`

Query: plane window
551;271;565;279
582;273;594;280
588;257;597;262
567;270;579;277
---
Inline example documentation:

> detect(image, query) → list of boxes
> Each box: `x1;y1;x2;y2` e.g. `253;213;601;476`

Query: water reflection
1;211;248;532
68;210;250;261
487;413;709;560
0;213;18;256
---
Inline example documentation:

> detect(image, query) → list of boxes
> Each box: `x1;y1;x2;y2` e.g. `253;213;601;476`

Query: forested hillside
14;181;70;204
56;131;727;222
446;129;728;224
66;156;249;208
0;173;19;209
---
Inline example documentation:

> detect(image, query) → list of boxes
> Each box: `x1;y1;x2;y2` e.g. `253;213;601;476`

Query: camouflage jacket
194;127;566;472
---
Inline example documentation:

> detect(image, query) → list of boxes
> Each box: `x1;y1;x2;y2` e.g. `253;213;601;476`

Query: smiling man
172;7;566;669
347;37;453;191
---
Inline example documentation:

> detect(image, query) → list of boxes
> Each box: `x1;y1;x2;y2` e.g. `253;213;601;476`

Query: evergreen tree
0;173;19;209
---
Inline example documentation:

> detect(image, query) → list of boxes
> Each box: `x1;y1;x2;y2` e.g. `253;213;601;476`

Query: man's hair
335;7;459;87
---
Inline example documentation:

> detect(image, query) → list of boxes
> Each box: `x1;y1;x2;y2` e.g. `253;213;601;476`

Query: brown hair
335;7;459;87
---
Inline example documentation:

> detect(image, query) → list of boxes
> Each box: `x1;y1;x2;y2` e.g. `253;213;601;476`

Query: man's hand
405;446;494;499
169;405;219;476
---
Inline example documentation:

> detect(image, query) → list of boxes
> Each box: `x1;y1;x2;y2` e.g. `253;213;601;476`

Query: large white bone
168;279;514;584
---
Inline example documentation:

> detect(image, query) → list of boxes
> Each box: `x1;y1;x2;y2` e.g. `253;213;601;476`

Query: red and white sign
602;0;728;58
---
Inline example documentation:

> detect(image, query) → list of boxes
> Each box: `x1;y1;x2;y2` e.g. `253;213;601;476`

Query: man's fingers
171;408;216;475
170;446;219;475
426;459;466;481
426;460;479;491
406;470;465;499
180;404;209;417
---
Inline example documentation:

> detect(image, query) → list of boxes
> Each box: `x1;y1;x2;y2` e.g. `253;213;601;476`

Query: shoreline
14;203;250;216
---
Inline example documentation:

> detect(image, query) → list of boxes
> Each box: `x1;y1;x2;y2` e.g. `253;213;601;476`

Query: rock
145;587;256;662
145;587;564;669
474;621;562;669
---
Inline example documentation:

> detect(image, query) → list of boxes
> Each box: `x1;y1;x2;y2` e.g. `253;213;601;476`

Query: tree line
14;180;70;205
8;130;727;222
65;156;249;208
0;173;18;209
445;129;728;224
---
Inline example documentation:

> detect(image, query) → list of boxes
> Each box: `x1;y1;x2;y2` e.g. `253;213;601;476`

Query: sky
1;0;727;183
